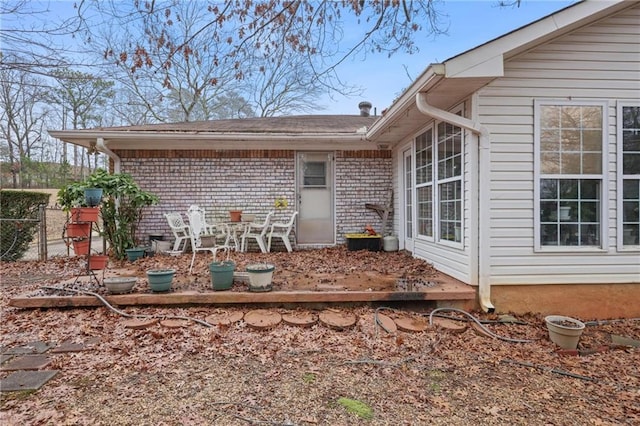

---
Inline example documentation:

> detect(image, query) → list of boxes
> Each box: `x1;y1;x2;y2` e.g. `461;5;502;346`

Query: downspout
96;137;121;173
415;93;495;313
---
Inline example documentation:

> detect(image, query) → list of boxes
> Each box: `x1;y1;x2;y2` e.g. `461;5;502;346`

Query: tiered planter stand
63;206;107;284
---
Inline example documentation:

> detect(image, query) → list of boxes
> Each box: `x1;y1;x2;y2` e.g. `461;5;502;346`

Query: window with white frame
437;121;463;243
536;101;606;248
620;104;640;246
415;129;433;237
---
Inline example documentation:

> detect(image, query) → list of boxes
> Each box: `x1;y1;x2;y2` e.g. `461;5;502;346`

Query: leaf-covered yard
1;248;638;425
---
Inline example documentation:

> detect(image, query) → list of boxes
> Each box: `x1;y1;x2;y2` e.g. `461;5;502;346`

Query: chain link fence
0;206;92;261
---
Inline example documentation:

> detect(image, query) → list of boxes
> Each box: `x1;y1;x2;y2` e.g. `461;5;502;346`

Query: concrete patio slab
0;370;60;392
2;341;51;355
0;354;14;364
50;337;100;353
0;355;52;371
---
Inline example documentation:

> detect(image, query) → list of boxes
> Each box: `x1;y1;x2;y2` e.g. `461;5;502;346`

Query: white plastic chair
188;205;228;245
187;206;231;274
267;211;298;252
240;211;274;253
164;212;190;252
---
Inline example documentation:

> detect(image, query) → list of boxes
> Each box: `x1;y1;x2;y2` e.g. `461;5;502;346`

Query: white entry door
403;148;414;252
296;152;334;245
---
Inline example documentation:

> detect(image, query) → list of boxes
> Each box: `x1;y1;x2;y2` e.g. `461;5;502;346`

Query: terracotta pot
88;255;109;270
72;239;90;255
71;207;100;223
229;210;242;222
66;222;91;238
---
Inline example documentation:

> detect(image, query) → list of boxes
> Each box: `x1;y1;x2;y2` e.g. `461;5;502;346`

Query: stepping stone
50;338;100;353
319;310;357;330
244;310;282;330
123;319;158;329
3;341;51;355
160;319;190;328
394;316;430;332
432;317;467;333
375;313;397;334
205;311;244;326
611;334;640;348
282;311;318;328
0;370;60;392
1;355;52;371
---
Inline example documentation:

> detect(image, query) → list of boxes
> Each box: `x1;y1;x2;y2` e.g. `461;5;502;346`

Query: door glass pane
303;162;326;187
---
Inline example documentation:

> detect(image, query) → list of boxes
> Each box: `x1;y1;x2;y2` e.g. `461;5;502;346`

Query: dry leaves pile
1;248;639;425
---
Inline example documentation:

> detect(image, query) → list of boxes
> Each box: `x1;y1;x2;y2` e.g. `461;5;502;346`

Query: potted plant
103;276;137;294
544;315;586;349
88;254;109;270
58;169;159;260
209;260;236;290
146;269;176;292
229;209;242;222
246;263;275;292
84;188;103;207
125;247;146;261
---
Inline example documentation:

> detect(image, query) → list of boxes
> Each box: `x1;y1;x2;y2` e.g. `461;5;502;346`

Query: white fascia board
445;54;504;79
48;130;375;150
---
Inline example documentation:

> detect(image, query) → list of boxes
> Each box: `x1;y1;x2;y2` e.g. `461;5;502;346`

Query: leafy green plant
337;397;373;420
57;169;159;259
302;372;316;384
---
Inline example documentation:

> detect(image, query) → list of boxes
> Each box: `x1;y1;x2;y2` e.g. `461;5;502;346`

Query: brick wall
335;151;393;242
117;149;392;247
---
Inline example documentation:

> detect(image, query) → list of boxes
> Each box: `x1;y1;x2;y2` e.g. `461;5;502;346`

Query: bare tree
47;69;115;177
0;0;93;77
0;66;51;188
81;0;446;117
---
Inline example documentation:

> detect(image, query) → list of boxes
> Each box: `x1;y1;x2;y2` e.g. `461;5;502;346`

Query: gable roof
366;0;635;144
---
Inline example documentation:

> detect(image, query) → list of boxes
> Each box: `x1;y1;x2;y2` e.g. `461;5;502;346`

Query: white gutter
96;137;121;174
415;93;495;313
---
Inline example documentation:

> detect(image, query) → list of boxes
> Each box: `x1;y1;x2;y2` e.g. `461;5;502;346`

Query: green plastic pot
146;269;175;292
209;261;235;291
125;247;145;261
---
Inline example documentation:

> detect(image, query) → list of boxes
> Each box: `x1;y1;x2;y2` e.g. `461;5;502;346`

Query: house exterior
50;0;640;317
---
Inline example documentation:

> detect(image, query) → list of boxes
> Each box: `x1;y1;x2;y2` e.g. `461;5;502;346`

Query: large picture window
536;101;606;248
619;104;640;247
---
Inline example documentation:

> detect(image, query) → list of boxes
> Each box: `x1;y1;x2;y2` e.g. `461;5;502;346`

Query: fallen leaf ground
1;248;639;425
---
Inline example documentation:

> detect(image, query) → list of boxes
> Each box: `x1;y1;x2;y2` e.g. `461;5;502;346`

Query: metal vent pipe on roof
358;101;372;117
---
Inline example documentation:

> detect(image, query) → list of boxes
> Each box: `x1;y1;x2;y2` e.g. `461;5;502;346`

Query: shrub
0;190;50;261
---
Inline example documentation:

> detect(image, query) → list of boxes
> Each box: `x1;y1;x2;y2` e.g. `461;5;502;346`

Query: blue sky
324;0;577;115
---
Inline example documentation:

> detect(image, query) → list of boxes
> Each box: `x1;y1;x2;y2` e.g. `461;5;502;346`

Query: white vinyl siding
477;5;640;285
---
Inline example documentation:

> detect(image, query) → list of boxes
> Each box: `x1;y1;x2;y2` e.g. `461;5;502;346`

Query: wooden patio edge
9;288;476;309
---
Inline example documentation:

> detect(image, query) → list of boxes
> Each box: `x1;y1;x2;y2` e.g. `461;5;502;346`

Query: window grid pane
417;186;433;237
622;179;640;245
405;154;413;239
540;178;600;246
439;181;461;242
540;105;603;175
415;131;433;185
